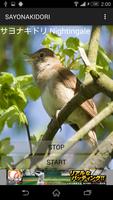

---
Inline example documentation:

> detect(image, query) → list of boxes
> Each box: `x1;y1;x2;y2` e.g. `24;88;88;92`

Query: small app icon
22;190;29;196
83;190;92;196
8;169;23;185
4;1;8;7
52;189;61;197
18;1;23;7
74;1;79;7
11;2;16;7
80;2;86;7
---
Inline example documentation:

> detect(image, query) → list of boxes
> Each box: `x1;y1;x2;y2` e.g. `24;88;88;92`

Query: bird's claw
55;110;62;132
47;110;62;131
55;110;62;131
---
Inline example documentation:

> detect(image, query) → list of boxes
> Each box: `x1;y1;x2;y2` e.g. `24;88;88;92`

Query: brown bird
28;48;98;147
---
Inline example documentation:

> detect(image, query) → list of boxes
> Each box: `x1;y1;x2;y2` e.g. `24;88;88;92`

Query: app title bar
0;8;112;25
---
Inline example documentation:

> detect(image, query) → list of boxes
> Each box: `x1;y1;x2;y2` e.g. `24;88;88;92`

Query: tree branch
15;25;113;169
32;26;102;168
31;102;113;170
90;70;113;99
78;131;113;170
88;26;101;64
84;26;101;83
29;79;98;168
15;69;113;169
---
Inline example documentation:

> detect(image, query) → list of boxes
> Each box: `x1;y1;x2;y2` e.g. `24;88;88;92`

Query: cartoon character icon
8;169;23;185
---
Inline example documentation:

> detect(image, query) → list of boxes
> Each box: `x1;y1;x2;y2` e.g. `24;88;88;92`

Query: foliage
0;137;14;168
0;72;40;133
0;26;30;75
42;32;112;79
0;72;40;167
97;47;113;77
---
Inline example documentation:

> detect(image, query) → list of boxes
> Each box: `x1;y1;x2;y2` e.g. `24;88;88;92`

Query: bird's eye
39;52;45;58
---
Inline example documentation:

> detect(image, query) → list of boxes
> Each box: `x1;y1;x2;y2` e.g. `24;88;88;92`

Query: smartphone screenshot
0;0;113;199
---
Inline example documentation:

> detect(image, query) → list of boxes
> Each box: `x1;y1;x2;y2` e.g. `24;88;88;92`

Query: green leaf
99;46;111;64
23;83;40;100
47;32;63;45
0;138;14;168
0;156;13;168
52;44;58;51
7;114;18;128
66;37;79;51
15;75;40;100
7;110;27;128
77;65;86;80
0;138;14;155
63;48;75;58
0;105;27;132
0;83;27;110
0;122;5;132
42;37;51;48
19;112;28;124
13;88;27;109
0;84;13;109
0;73;40;132
97;46;112;76
15;74;33;87
0;72;14;85
0;106;18;132
69;59;82;70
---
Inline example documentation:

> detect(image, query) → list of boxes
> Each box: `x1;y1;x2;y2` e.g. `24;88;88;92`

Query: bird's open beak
24;53;33;63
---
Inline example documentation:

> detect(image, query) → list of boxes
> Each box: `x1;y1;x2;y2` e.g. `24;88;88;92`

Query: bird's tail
87;130;98;148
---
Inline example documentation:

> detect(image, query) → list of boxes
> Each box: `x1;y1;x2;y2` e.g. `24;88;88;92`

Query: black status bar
0;1;113;8
0;8;113;25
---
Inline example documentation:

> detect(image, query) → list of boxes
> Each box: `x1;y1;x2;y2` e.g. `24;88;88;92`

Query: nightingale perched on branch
28;48;98;147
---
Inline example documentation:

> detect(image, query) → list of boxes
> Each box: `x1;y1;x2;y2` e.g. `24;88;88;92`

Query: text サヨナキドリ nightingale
28;48;98;147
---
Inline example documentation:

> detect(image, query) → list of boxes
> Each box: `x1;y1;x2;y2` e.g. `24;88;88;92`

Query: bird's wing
58;68;97;118
58;67;80;90
81;99;97;118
